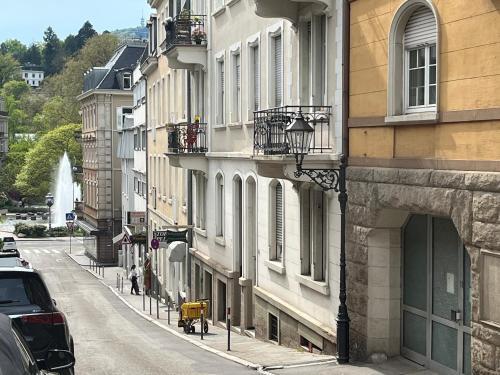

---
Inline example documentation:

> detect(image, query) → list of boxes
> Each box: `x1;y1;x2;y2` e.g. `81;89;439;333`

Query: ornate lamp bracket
293;154;347;192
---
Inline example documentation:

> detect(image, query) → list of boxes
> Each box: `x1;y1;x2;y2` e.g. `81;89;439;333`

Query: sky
0;0;152;45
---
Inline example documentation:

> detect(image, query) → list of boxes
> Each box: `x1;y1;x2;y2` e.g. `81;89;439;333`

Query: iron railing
167;122;208;154
165;14;207;52
253;105;332;156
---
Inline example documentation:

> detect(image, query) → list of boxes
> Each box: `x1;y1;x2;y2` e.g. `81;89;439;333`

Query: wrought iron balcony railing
164;14;207;52
253;105;332;156
167;122;207;154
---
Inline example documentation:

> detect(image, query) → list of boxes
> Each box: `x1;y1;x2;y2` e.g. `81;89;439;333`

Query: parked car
2;236;20;258
0;266;74;373
0;313;74;375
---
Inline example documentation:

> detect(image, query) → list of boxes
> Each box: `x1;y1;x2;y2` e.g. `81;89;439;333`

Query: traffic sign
66;212;75;221
122;233;132;245
66;221;74;230
151;238;160;250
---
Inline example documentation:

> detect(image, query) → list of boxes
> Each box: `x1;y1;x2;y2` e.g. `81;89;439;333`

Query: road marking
42;249;51;254
51;250;60;254
33;249;41;254
22;249;31;254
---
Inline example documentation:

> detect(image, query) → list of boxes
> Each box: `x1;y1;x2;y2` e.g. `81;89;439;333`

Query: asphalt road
18;238;257;375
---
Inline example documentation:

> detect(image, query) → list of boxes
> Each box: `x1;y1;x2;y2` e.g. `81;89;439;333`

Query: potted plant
192;28;206;44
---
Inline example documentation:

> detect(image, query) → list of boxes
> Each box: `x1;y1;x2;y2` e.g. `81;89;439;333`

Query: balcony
162;14;207;70
254;0;332;25
166;122;208;173
253;105;336;179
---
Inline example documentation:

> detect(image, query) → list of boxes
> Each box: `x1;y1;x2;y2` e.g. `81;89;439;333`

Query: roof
0;313;27;375
83;41;147;93
0;266;35;273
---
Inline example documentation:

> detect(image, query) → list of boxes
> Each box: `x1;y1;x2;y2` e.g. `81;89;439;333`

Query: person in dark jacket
129;265;140;295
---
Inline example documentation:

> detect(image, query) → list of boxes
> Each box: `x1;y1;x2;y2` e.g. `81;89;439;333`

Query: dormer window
123;73;132;90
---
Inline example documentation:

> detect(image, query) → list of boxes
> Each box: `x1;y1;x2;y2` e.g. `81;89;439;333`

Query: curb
65;251;274;374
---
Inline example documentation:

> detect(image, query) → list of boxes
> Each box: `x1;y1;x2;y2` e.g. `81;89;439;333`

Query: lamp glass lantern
45;193;54;230
285;111;314;167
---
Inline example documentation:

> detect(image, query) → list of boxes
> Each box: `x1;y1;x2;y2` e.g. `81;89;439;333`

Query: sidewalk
67;249;433;374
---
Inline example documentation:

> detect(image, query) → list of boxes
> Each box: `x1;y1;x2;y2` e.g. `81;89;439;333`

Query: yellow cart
178;300;209;334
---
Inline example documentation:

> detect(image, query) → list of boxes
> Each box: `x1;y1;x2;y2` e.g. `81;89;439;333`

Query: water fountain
51;152;82;227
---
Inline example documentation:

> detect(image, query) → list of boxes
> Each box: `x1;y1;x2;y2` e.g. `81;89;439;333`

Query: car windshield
0;275;51;309
3;238;15;243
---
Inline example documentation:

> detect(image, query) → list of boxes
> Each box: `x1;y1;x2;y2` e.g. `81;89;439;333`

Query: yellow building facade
346;1;500;374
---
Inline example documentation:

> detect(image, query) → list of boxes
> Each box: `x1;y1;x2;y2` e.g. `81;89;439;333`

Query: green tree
75;22;97;50
0;39;27;62
42;33;118;123
63;34;79;56
33;96;75;132
42;27;64;75
0;53;21;87
0;138;36;198
2;80;30;99
23;44;42;65
15;124;82;200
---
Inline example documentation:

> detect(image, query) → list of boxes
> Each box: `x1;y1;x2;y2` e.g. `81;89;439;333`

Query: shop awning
75;219;100;235
168;241;186;262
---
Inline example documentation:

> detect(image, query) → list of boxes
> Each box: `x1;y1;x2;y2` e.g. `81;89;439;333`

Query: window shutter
254;46;260;111
116;107;123;130
236;54;241;119
275;183;283;257
273;35;282;107
404;6;436;48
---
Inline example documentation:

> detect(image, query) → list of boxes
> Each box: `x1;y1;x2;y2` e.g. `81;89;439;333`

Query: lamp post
285;111;349;363
45;193;54;230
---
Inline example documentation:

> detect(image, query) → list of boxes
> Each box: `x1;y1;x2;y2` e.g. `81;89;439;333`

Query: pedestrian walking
129;265;140;295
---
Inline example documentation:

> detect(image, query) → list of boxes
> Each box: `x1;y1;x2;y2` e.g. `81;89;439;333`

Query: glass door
402;215;471;375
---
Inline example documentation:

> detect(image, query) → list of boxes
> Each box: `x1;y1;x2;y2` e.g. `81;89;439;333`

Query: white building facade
21;66;44;88
161;0;345;354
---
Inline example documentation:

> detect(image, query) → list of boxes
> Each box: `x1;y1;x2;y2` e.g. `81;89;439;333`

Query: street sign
153;230;188;244
122;233;132;245
65;212;75;221
66;221;74;230
151;238;160;250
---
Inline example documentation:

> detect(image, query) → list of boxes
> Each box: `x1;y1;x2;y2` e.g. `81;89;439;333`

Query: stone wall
346;166;500;374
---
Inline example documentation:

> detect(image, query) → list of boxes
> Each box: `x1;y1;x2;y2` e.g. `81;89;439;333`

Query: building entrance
402;215;471;375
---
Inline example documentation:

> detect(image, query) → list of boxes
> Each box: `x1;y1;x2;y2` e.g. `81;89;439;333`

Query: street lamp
285;111;350;364
45;193;54;230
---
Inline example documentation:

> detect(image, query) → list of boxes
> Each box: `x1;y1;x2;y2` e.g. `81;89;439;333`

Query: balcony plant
192;28;206;44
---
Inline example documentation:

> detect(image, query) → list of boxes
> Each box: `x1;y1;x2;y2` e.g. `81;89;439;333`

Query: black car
0;266;74;373
0;313;75;375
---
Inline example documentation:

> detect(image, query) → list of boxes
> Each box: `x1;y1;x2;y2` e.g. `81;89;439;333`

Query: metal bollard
121;277;123;293
200;306;204;340
102;266;104;278
142;286;145;311
167;296;170;325
116;274;119;289
227;307;231;351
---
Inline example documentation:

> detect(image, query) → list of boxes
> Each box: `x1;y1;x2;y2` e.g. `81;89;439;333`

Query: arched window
388;1;438;119
215;173;224;237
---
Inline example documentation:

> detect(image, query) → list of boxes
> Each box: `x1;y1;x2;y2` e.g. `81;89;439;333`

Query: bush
14;223;47;237
47;226;69;237
8;207;49;214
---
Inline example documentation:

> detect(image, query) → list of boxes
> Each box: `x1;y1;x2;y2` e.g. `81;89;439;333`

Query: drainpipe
342;0;350;158
144;74;149;271
187;70;193;300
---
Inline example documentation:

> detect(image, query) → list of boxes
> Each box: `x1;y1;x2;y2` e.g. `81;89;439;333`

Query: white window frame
404;44;437;114
215;52;225;125
229;43;241;124
123;72;132;90
195;173;207;230
215;173;225;238
299;15;327;106
269;180;284;262
247;32;261;120
267;23;284;108
300;186;328;282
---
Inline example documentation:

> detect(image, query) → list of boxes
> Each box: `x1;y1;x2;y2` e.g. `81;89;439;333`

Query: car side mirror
45;349;75;371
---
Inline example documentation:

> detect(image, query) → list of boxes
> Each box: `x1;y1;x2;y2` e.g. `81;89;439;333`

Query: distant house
21;65;44;88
